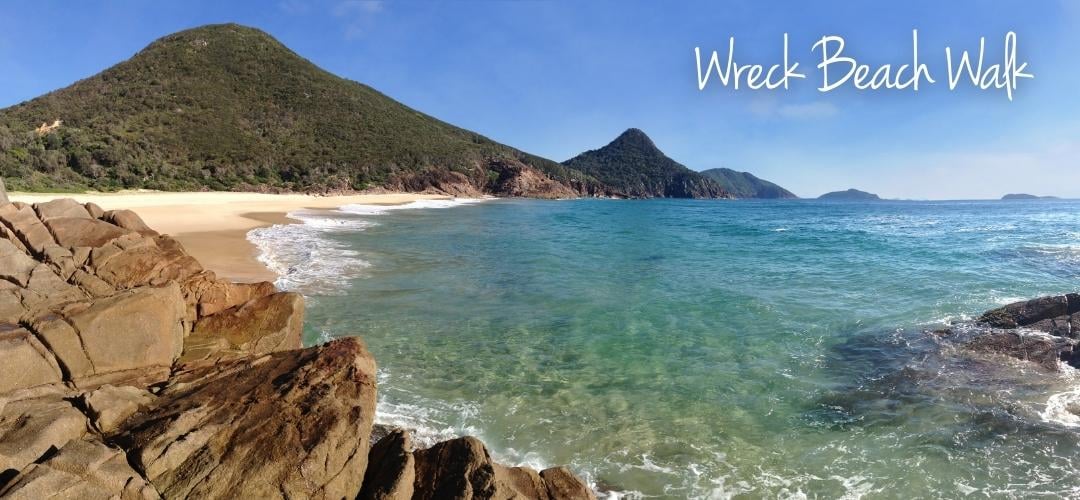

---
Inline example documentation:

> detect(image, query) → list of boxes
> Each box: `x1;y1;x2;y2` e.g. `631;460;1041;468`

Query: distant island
818;188;881;200
699;168;797;199
1002;193;1060;200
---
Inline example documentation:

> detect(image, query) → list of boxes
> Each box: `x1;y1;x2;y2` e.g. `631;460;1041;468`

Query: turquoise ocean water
250;199;1080;498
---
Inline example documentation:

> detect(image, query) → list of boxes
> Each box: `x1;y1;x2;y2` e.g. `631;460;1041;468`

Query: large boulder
103;209;159;237
31;313;94;380
34;198;92;222
0;203;56;256
409;436;594;500
0;239;39;288
540;468;596;500
979;295;1075;330
64;283;185;376
181;271;275;319
45;217;133;248
0;386;88;474
16;264;87;320
0;324;64;393
90;234;202;290
112;337;378;499
80;384;156;433
0;437;159;499
180;292;303;364
361;429;416;500
0;224;28;254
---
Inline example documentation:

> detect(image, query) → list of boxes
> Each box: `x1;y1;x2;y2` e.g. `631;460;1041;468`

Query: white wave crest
339;197;488;215
1041;366;1080;427
247;198;488;295
247;215;371;295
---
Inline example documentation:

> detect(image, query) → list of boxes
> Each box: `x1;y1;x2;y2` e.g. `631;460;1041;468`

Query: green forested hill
562;129;729;199
699;168;797;199
0;23;602;196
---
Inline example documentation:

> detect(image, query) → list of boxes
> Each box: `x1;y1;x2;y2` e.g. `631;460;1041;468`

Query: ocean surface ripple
251;198;1080;498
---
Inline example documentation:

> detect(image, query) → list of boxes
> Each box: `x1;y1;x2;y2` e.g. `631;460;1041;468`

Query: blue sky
0;1;1076;199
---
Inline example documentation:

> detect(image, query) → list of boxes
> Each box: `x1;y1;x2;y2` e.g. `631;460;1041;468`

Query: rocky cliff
0;191;593;498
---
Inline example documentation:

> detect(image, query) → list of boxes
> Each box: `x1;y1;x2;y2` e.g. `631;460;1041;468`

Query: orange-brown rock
361;429;416;500
113;337;378;499
103;209;159;237
33;198;93;221
0;324;65;393
64;283;185;375
0;386;89;474
45;217;133;248
89;235;202;290
368;434;595;500
0;437;159;499
80;384;156;433
181;291;303;364
0;203;56;255
181;270;275;319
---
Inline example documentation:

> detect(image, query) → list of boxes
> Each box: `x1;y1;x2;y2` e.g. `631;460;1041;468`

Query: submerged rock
0;197;594;498
964;330;1074;371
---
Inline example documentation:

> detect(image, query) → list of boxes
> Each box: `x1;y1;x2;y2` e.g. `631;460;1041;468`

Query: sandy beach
8;191;449;282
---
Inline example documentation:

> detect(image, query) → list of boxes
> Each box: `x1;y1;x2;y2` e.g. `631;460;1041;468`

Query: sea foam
338;197;488;215
247;198;488;295
247;210;372;295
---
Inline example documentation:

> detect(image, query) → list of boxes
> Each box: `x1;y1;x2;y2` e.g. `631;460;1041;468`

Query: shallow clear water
251;199;1080;498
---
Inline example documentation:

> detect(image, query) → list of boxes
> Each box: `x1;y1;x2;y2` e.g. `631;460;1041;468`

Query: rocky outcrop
360;434;594;500
486;160;582;199
0;197;593;498
180;291;303;365
978;293;1080;334
0;437;159;499
959;294;1080;370
113;337;377;499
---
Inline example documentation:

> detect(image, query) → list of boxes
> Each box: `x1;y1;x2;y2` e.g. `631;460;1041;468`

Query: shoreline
7;191;451;283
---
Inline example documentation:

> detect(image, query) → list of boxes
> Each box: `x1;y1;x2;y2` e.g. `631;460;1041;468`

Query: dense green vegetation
562;128;728;199
699;168;797;199
818;188;880;200
0;23;598;194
